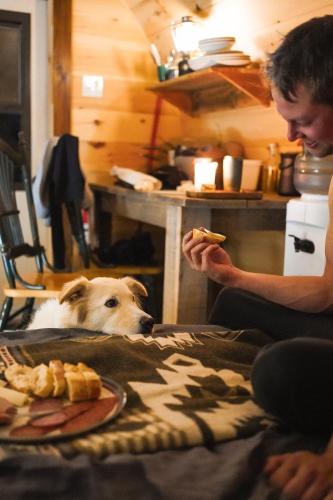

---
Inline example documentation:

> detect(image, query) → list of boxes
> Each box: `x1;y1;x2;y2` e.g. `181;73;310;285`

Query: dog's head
59;276;154;335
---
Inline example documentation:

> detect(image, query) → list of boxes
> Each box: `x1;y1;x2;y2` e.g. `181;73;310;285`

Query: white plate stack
189;37;251;71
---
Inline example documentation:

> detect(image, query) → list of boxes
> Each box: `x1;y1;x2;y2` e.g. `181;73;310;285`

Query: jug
293;151;333;195
278;152;300;196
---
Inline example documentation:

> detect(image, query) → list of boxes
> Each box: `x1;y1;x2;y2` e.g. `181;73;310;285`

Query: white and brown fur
28;276;154;335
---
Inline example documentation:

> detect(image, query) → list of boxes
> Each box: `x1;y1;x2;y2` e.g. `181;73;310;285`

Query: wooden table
89;173;290;324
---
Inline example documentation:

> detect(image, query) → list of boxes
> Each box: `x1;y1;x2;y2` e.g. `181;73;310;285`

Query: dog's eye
105;297;118;308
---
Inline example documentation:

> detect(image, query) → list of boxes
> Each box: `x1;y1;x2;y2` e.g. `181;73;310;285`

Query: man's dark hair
267;15;333;105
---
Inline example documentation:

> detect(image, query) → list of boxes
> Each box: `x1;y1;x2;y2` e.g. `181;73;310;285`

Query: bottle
178;54;194;76
165;50;179;80
262;143;280;192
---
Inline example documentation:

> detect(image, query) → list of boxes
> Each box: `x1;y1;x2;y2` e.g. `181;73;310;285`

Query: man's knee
208;287;255;326
251;339;304;416
252;338;333;433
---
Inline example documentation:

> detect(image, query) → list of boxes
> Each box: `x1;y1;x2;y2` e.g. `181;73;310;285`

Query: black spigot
288;234;315;254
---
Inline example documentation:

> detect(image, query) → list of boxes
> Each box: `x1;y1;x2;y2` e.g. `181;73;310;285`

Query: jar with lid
261;143;280;192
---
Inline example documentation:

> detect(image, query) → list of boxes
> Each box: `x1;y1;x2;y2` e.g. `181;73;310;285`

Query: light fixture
171;16;199;54
171;16;200;75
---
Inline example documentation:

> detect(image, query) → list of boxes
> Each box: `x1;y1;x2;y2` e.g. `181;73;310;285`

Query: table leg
163;205;211;324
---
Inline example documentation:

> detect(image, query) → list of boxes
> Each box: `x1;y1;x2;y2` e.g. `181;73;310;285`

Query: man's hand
265;450;333;499
182;229;239;285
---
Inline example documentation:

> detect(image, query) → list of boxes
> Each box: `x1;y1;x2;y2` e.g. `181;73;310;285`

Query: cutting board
186;190;263;199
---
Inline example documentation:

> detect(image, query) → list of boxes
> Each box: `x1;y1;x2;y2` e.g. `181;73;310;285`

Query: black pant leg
209;287;333;341
251;337;333;434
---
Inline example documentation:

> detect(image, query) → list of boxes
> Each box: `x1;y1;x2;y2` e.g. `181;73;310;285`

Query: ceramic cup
223;155;243;191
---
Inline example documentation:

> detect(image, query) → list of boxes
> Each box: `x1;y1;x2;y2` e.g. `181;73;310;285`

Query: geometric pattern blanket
0;325;276;459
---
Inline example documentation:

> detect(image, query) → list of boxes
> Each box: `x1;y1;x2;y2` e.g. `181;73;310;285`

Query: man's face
272;84;333;157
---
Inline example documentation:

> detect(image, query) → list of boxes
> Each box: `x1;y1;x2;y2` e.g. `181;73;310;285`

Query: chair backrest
0;136;45;289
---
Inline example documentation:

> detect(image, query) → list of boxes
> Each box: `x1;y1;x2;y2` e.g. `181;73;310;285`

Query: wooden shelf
147;65;271;115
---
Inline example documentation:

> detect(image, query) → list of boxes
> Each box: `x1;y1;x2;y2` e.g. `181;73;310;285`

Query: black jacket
47;134;85;269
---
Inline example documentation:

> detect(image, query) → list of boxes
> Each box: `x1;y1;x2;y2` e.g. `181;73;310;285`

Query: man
182;16;333;499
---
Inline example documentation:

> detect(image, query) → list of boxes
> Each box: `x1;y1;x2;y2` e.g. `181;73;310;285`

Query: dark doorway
0;9;30;176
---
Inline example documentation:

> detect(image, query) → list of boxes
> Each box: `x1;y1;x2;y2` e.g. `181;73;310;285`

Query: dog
27;276;155;335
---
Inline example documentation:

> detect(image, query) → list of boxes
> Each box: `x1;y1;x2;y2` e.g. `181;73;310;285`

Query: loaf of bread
4;360;102;402
192;228;226;244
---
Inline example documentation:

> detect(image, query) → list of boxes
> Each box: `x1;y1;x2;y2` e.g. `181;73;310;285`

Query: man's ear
59;276;90;304
121;277;148;297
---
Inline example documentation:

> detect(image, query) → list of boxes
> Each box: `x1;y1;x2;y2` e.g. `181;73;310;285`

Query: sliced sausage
61;397;117;433
30;398;63;414
30;411;68;427
0;396;17;425
62;401;94;419
10;423;58;437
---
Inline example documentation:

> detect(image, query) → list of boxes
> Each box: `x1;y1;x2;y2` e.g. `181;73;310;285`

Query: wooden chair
0;136;162;331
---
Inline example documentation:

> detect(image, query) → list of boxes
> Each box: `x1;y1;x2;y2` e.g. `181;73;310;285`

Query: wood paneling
73;36;154;79
72;108;182;144
72;0;183;177
72;75;178;115
80;140;148;173
53;0;72;135
73;0;148;40
125;0;333;164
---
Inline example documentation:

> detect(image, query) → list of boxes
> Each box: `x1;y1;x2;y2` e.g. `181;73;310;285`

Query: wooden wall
71;0;182;178
126;0;333;161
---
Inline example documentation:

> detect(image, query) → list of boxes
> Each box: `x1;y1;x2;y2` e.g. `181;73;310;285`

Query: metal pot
293;152;333;195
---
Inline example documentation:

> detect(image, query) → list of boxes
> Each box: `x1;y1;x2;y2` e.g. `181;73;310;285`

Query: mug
223;156;243;191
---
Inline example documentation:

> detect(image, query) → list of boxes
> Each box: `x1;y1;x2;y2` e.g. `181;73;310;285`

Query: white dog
28;276;155;335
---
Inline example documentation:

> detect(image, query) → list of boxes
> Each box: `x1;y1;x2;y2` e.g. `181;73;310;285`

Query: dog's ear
120;277;148;297
59;276;90;305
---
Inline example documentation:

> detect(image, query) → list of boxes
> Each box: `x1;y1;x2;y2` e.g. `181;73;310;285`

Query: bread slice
192;228;226;244
64;362;102;402
4;364;34;393
78;362;102;398
49;360;66;397
77;362;93;372
64;371;90;402
81;371;102;400
32;364;54;398
64;362;79;372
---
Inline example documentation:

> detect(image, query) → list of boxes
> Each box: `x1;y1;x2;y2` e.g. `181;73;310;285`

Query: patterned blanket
0;325;276;459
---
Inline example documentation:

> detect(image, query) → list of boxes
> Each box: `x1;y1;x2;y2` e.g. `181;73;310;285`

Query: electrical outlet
82;75;104;98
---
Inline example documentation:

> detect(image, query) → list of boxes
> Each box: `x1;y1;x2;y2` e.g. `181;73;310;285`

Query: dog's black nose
139;316;154;334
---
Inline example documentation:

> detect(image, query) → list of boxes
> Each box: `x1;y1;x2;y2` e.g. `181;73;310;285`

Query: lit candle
194;158;218;191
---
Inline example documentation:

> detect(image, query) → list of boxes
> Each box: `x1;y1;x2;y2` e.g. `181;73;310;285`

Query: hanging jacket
47;134;85;269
